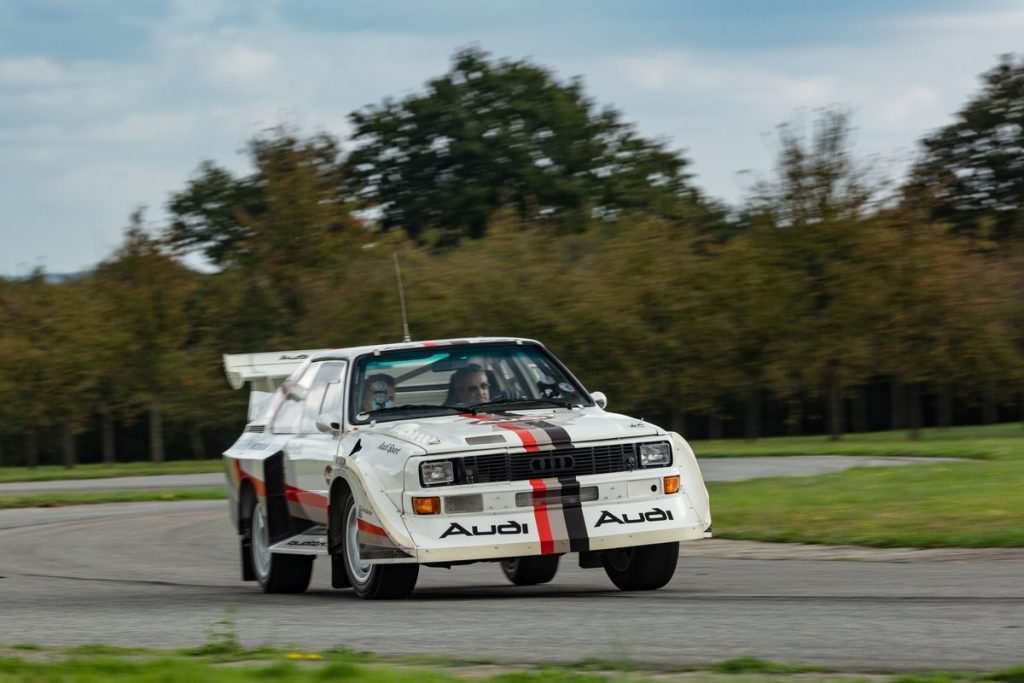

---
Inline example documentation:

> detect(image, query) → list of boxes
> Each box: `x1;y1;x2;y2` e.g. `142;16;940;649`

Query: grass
708;458;1024;547
0;460;224;484
0;488;226;510
0;645;1020;682
711;657;834;674
693;423;1024;547
695;422;1024;460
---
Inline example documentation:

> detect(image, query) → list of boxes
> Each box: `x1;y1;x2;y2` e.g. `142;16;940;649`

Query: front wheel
500;556;560;585
340;495;418;599
602;542;679;591
247;496;313;593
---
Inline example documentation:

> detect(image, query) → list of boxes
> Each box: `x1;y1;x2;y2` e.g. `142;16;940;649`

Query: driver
361;373;396;412
446;364;491;405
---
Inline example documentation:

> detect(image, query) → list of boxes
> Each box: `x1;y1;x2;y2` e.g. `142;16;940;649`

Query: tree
94;213;197;464
745;109;884;441
165;128;359;274
165;161;259;268
908;54;1024;244
347;47;708;244
0;272;98;467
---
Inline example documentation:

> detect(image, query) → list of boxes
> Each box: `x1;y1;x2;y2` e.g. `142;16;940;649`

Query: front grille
245;425;266;433
457;442;648;484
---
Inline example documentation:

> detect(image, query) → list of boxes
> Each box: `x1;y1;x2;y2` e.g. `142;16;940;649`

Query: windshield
350;342;591;423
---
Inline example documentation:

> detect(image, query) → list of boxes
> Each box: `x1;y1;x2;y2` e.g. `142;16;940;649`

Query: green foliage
166;129;359;271
909;54;1024;244
347;46;710;244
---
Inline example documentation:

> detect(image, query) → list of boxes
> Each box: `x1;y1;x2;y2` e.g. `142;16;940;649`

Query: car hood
367;407;664;454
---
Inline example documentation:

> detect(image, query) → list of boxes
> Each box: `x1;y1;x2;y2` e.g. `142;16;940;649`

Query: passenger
361;373;396;412
445;364;491;406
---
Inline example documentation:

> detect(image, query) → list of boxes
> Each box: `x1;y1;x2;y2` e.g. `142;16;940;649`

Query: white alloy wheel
345;502;373;586
251;502;272;581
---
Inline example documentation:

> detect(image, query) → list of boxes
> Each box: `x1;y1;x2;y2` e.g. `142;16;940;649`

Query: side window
320;381;344;417
271;364;318;434
300;361;346;434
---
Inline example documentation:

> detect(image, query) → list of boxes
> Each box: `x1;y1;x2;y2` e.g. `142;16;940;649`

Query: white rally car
223;337;710;599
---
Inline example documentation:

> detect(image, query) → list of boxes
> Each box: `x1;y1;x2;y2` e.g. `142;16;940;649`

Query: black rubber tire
340;494;419;599
500;555;560;585
601;542;679;591
246;495;313;594
327;486;351;589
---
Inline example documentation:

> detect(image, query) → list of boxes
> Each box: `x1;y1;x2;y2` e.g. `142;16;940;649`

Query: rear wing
222;349;330;391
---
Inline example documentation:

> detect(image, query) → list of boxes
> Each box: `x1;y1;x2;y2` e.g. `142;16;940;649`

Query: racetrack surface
0;500;1021;671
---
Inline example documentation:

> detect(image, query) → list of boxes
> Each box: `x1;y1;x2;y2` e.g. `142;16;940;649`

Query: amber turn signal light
412;496;441;515
663;475;680;494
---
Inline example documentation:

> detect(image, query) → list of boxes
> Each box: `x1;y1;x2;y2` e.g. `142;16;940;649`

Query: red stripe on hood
464;413;541;452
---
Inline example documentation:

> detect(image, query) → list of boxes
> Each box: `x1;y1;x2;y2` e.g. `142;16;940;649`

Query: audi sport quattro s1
223;337;711;599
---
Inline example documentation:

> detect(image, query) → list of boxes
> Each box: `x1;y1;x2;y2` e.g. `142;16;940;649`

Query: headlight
420;460;454;486
639;442;672;468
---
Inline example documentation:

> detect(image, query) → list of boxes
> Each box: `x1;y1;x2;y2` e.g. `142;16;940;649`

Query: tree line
2;48;1023;467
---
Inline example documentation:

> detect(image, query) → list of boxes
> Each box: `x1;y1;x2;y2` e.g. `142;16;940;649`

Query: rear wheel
601;542;679;591
247;496;313;593
341;495;418;599
500;556;560;585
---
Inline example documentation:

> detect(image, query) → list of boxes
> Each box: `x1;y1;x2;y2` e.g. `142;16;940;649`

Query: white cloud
0;57;67;86
57;163;184;214
900;4;1024;32
207;43;280;86
88;112;200;142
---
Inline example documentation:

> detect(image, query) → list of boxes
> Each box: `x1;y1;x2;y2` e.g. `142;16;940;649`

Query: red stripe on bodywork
530;479;555;554
285;484;328;510
357;518;388;537
234;459;265;497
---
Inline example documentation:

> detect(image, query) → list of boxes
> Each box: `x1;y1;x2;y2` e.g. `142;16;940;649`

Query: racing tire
500;556;560;585
601;542;679;591
340;495;419;600
246;495;313;594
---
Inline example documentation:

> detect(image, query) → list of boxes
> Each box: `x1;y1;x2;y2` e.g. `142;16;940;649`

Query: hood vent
465;435;506;445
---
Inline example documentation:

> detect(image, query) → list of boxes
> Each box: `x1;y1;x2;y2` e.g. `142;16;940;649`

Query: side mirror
316;413;343;434
591;391;608;409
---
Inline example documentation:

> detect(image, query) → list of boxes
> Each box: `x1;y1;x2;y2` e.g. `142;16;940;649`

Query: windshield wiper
463;398;575;414
363;404;465;418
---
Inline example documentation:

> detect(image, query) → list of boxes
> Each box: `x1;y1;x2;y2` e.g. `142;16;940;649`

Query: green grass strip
709;459;1024;547
0;647;1021;682
0;488;226;510
0;460;225;484
695;422;1024;461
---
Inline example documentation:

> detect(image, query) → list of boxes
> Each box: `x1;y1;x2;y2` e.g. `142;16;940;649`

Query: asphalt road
0;499;1021;671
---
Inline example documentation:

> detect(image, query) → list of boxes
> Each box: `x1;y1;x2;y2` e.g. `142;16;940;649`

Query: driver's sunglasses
461;382;489;393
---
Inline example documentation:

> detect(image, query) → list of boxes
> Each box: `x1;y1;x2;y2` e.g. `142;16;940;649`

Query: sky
1;0;1023;276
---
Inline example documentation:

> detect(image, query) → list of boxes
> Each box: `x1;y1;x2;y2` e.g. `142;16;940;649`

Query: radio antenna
393;252;412;342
